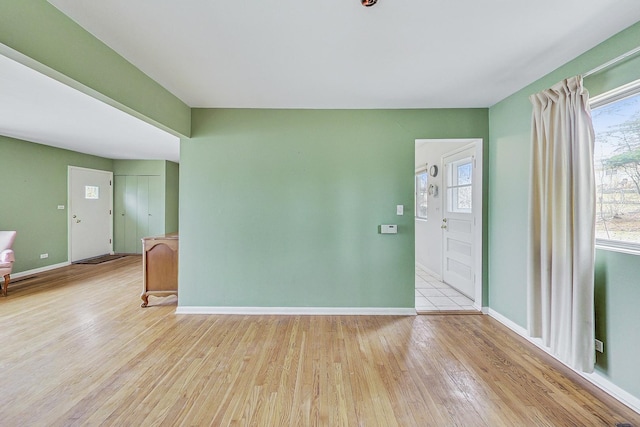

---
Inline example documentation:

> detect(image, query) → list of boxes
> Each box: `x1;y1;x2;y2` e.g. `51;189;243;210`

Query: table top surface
141;232;178;241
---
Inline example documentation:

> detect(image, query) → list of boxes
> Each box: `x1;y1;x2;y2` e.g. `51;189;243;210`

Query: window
415;170;428;219
446;157;473;214
591;79;640;251
85;185;99;199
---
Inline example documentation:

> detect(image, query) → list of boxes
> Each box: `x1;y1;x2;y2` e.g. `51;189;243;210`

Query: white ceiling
2;1;640;162
0;53;180;162
49;0;640;108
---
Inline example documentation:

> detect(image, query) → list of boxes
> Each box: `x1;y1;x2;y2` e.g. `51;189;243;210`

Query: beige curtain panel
528;75;596;373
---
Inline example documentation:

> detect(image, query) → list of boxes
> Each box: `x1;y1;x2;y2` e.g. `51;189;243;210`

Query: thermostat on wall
379;224;398;234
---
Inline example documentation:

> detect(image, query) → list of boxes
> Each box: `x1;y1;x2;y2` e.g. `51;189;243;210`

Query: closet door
113;175;164;254
124;176;141;253
135;176;150;250
113;176;127;253
148;175;163;237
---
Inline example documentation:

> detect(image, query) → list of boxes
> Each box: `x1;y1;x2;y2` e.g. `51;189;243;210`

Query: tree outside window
592;89;640;246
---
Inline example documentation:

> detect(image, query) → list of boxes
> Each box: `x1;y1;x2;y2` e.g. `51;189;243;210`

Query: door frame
67;166;114;262
415;138;483;310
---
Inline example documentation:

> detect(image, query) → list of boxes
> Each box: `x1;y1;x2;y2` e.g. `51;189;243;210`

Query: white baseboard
12;262;71;280
487;308;528;336
487;308;640;414
176;306;417;316
580;370;640;415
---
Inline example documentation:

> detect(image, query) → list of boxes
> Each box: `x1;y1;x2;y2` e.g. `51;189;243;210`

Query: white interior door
442;146;476;298
69;167;113;262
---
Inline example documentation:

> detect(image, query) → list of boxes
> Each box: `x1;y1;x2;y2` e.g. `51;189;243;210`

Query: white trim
175;306;417;316
487;308;528;335
583;47;640;79
581;371;640;415
12;262;71;280
487;308;640;415
589;77;640;108
596;240;640;257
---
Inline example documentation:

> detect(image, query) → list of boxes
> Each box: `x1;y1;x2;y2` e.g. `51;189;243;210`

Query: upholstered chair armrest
0;249;15;263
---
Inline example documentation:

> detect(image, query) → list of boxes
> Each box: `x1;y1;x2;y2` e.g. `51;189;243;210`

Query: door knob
72;215;77;218
441;224;447;229
76;219;81;223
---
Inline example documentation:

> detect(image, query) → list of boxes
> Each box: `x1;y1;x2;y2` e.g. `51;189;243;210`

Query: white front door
442;146;476;298
69;167;113;262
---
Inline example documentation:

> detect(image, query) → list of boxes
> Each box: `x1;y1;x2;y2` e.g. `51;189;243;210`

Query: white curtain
528;75;596;373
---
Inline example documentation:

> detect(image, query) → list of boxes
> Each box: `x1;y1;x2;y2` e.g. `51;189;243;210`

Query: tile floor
415;266;477;312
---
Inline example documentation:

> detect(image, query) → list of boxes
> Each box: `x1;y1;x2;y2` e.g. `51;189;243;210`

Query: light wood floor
2;257;638;426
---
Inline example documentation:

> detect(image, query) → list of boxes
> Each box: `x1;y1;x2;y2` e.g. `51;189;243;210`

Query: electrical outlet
40;253;48;259
595;339;604;353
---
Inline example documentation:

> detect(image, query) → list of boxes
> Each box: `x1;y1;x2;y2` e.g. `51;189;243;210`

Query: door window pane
453;186;472;211
85;185;99;199
457;162;472;186
446;157;473;213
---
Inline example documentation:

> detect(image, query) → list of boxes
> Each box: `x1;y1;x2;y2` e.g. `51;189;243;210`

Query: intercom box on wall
378;225;398;234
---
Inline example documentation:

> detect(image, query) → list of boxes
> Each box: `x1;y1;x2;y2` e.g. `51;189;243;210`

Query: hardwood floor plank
1;257;639;426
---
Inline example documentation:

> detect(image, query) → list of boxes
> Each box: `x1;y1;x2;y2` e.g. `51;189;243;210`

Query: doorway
68;166;113;262
414;139;483;312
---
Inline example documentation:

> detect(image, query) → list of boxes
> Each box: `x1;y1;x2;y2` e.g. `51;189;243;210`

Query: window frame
445;156;473;214
415;167;428;220
590;78;640;255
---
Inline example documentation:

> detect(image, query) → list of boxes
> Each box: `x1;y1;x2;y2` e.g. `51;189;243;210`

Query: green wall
488;21;640;399
0;135;113;273
113;159;166;176
179;108;488;308
165;161;180;233
594;249;640;398
0;0;190;137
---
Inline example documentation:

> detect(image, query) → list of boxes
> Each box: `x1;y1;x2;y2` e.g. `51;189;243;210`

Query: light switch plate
396;205;404;215
595;339;604;353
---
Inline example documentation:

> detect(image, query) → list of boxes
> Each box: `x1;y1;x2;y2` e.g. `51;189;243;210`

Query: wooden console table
141;233;178;307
